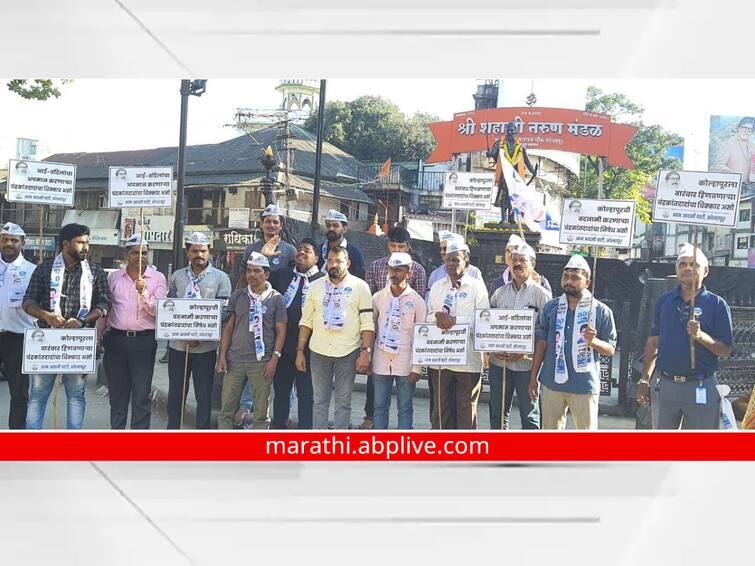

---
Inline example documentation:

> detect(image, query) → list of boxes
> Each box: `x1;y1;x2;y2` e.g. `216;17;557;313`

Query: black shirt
269;267;325;354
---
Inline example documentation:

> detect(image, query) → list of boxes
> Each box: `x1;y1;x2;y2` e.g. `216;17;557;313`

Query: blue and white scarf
322;279;346;331
320;238;348;273
49;253;92;319
441;277;462;317
554;290;595;384
248;282;273;361
282;265;319;309
378;292;403;354
184;266;209;299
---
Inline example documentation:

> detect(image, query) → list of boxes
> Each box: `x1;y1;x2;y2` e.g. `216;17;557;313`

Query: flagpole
690;225;699;370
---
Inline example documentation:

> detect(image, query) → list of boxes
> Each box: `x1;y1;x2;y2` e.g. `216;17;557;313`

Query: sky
3;78;755;171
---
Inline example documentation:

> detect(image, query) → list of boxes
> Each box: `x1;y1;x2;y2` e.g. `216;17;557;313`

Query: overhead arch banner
426;107;638;169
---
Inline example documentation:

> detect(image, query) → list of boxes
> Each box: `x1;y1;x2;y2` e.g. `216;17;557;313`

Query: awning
63;209;120;229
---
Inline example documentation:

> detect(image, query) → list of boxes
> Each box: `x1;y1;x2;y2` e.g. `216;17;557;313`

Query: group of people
0;201;735;430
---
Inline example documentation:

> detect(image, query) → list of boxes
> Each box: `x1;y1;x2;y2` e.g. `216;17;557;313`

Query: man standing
426;231;483;293
237;204;297;287
371;252;427;429
217;252;287;429
488;234;552;297
268;238;323;429
23;223;111;429
318;209;366;280
637;244;733;429
0;222;36;429
489;243;551;430
360;225;427;429
426;240;490;429
528;256;616;430
166;232;232;429
297;247;374;429
102;234;167;429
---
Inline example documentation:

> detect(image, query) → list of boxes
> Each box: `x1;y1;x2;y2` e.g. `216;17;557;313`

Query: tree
6;79;71;100
304;96;437;162
574;86;683;222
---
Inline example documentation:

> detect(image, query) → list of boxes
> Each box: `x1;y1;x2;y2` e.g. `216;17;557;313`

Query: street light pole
171;79;207;275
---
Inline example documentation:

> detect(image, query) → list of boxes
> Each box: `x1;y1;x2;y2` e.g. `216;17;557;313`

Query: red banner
427;107;638;169
1;432;754;461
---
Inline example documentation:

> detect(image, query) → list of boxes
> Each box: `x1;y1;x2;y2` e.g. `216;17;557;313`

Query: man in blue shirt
528;255;616;429
637;244;733;429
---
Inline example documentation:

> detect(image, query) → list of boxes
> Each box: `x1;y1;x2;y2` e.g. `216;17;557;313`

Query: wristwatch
274;350;282;359
360;346;372;354
76;316;87;327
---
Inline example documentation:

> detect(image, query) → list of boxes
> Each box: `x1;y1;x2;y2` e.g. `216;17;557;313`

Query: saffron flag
377;158;391;179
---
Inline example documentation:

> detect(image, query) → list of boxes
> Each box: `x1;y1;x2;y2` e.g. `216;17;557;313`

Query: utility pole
171;79;206;275
311;79;327;236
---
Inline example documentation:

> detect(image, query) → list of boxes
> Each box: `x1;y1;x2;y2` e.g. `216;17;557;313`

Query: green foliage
574;86;683;223
304;96;438;162
7;79;72;100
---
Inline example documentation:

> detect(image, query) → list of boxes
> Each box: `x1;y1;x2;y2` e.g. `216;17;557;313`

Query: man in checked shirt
360;226;427;429
23;223;111;429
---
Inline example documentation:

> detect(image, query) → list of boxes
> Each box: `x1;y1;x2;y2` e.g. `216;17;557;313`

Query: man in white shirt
426;231;483;294
425;240;490;429
0;223;37;428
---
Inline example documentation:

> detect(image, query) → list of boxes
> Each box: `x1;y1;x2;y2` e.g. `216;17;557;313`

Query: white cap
564;255;591;277
446;240;469;254
185;232;210;246
506;234;525;248
677;242;709;269
511;243;536;260
247;252;270;268
125;233;148;249
261;204;284;218
387;252;412;267
325;209;348;223
0;222;25;238
438;230;454;243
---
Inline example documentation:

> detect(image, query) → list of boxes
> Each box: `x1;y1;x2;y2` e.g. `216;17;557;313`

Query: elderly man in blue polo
528;254;616;430
637;244;733;429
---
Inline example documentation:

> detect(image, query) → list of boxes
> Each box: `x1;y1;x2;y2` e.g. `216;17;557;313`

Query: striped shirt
365;256;427;297
489;277;552;371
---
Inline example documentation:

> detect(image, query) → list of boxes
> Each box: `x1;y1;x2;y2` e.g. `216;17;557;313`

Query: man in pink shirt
371;252;427;429
102;234;167;429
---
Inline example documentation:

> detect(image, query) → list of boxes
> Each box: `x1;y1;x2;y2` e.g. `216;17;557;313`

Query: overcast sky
3;78;755;171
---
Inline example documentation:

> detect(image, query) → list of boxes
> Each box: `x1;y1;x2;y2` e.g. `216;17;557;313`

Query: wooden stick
179;348;190;430
743;386;755;430
136;207;144;319
501;362;507;431
437;369;442;431
50;374;61;429
516;214;526;240
690;226;699;371
38;205;45;265
589;246;599;325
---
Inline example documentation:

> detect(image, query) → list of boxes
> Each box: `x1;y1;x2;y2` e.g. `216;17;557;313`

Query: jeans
310;349;360;429
26;374;87;429
272;351;314;429
488;365;539;430
372;374;415;430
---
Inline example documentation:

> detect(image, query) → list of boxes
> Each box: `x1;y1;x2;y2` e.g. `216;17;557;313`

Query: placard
411;324;469;366
441;172;495;210
7;159;76;206
155;298;223;341
22;328;97;375
108;166;173;208
228;207;250;229
560;198;636;248
653;169;742;227
473;308;536;354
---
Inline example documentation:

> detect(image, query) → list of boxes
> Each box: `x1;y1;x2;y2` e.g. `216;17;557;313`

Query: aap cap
261;204;284;218
247;252;270;268
387;252;412;268
564;254;591;278
185;232;210;246
506;234;525;248
446;240;469;254
511;243;536;260
437;230;454;243
0;222;25;238
125;233;148;250
325;209;348;223
676;242;709;269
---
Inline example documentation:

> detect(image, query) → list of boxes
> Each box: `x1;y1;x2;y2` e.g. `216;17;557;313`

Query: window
750;234;755;248
740;208;751;223
737;236;749;250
